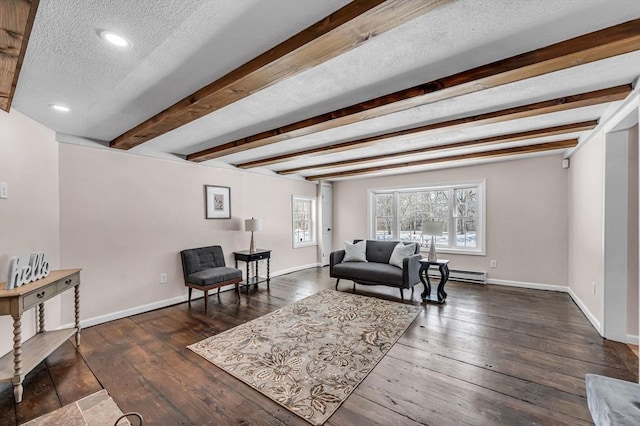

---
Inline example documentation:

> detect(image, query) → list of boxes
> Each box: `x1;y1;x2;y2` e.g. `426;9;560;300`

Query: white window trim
367;180;486;256
292;195;317;248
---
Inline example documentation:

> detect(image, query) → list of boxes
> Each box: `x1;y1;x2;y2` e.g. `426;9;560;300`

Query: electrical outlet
0;182;7;199
160;273;168;284
490;260;497;268
592;282;596;295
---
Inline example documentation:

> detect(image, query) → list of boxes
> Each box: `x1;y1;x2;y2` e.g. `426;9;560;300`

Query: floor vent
428;268;487;284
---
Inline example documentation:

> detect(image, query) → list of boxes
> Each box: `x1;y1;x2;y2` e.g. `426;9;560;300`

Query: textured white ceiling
11;0;640;181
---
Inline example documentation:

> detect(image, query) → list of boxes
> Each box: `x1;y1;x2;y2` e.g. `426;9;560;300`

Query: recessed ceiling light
100;31;130;47
49;104;70;112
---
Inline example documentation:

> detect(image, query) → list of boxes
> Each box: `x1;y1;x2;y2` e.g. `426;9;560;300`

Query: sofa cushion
332;262;404;287
187;266;242;286
344;240;367;262
182;246;226;275
365;240;398;263
389;242;417;268
365;240;418;263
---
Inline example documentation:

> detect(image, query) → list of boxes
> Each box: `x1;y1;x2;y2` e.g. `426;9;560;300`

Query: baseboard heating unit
428;269;487;284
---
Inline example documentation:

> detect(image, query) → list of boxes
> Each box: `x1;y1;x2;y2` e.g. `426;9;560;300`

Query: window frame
292;195;317;248
368;180;486;256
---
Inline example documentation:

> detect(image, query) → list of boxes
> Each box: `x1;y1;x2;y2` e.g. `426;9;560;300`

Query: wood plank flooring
1;267;637;425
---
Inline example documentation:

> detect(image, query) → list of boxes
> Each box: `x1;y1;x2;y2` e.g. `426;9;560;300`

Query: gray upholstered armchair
330;239;422;301
180;245;242;312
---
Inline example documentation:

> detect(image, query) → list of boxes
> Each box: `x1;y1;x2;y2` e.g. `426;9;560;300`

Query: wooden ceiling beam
305;139;579;181
109;0;450;150
188;18;640;162
0;0;39;112
237;84;630;169
276;120;598;175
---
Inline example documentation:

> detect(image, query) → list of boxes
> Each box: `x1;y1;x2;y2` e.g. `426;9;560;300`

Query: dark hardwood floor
1;267;637;425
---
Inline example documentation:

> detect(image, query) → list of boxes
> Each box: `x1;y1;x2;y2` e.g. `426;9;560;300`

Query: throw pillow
389;242;416;268
343;240;367;262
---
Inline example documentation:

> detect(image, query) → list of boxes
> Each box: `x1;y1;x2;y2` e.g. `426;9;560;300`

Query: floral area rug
188;289;421;425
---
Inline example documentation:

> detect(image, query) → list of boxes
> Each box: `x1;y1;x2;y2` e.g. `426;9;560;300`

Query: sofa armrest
330;250;346;277
403;254;423;288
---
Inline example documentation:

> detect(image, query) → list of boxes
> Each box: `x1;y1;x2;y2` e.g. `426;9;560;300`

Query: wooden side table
234;249;271;290
0;269;81;403
419;259;450;304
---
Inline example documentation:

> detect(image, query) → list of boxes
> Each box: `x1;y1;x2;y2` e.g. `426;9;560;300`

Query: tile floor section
21;389;131;426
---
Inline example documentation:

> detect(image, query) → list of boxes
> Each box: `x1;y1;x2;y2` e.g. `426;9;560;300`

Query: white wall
568;131;604;327
569;117;639;341
0;109;61;357
0;110;319;357
57;143;318;325
627;124;638;338
332;155;569;287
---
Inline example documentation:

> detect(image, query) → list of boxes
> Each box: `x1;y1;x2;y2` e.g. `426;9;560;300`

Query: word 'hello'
6;252;50;290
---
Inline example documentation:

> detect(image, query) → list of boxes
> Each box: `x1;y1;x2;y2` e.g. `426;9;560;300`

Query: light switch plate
0;182;7;199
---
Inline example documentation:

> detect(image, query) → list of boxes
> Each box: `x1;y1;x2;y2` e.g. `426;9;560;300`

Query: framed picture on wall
205;185;231;219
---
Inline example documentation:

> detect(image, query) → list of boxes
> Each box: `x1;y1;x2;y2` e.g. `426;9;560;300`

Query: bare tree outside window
374;193;394;240
454;188;478;247
370;182;483;254
292;196;316;247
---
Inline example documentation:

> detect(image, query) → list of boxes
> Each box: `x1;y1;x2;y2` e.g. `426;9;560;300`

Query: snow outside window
369;181;485;255
292;196;316;248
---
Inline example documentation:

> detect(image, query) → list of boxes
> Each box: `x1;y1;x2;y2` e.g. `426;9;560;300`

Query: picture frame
205;185;231;219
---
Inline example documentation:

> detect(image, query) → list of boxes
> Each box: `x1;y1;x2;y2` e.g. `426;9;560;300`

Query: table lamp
422;220;444;262
245;217;262;253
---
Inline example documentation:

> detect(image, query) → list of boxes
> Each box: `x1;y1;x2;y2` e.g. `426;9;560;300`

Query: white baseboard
60;264;322;329
566;287;603;335
60;267;621;345
493;283;634;344
488;279;607;338
487;278;568;293
61;294;190;329
271;263;321;277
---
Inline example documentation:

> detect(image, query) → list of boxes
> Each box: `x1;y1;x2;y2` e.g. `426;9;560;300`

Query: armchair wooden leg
204;290;209;312
335;279;340;290
217;287;221;294
399;288;404;302
411;286;414;300
235;283;240;301
353;282;356;292
188;288;192;305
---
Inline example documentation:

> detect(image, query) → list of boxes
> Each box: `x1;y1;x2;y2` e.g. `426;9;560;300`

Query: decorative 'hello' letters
5;252;50;290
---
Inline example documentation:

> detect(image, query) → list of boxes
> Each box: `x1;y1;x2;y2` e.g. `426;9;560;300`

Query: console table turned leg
38;303;45;333
12;314;23;403
246;262;250;291
267;258;270;290
74;284;81;346
255;261;260;286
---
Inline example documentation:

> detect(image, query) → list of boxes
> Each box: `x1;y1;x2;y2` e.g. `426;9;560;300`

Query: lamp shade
245;218;262;232
421;220;443;236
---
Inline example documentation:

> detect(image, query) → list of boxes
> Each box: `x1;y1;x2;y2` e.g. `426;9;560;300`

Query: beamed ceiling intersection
6;0;640;181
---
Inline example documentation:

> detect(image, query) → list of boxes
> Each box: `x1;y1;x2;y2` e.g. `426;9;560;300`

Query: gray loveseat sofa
330;240;422;301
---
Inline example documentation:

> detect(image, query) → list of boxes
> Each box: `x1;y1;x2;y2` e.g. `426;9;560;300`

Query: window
369;181;485;255
292;195;317;248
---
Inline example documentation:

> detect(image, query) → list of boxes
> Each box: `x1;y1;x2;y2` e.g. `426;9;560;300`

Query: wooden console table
234;249;271;290
0;269;81;403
